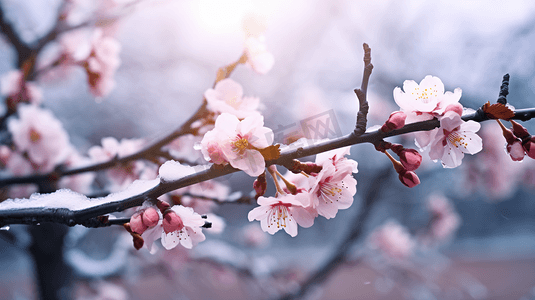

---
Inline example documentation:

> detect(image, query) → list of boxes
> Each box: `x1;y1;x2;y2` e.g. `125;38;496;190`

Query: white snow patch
0;178;160;211
158;160;197;181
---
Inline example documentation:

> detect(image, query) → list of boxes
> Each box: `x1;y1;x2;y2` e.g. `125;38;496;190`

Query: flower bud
253;172;267;199
398;170;420;188
510;120;530;139
398;149;422;171
156;200;170;213
444;103;463;116
129;213;148;234
142;207;160;227
163;211;184;234
507;140;525;161
523;136;535;159
381;111;407;133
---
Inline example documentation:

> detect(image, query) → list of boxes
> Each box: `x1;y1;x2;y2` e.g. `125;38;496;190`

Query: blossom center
29;128;41;143
318;181;344;203
443;128;467;148
227;95;240;107
232;136;250;155
267;202;292;229
413;85;438;103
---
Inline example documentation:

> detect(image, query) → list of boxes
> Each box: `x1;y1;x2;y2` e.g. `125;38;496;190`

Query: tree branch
2;106;535;227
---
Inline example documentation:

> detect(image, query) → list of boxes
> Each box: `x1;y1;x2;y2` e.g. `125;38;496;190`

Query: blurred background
1;0;535;299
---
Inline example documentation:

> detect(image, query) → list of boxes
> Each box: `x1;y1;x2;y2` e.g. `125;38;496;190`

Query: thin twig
353;43;373;136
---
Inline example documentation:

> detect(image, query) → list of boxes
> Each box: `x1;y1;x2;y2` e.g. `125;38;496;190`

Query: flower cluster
248;147;358;236
393;76;482;168
498;120;535;161
204;78;260;119
128;200;208;253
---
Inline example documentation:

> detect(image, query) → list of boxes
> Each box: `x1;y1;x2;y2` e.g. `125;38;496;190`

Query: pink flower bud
381;111;407;132
162;211;184;234
507;140;525;161
253;172;267;199
501;127;518;145
142;207;160;227
523;137;535;159
399;149;422;171
444;103;463;116
398;170;420;188
156;200;170;213
130;213;148;234
511;120;530;139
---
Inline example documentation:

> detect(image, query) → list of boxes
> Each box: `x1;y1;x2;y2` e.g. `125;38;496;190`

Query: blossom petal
459;132;482;154
178;229;193;249
290;206;315;228
283;217;298;237
228;149;265;176
248;205;269;221
161;231;180;250
441;143;464;168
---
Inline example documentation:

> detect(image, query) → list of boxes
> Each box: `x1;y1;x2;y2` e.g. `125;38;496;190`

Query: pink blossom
142;205;206;252
1;70;42;106
83;29;121;98
8;105;71;172
163;134;205;163
309;147;358;219
204;78;260;119
426;195;461;242
368;221;415;259
429;111;483;168
160;205;206;250
59;29;93;62
201;113;274;177
248;193;315;237
244;36;275;75
395;76;463;149
394;75;462;120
